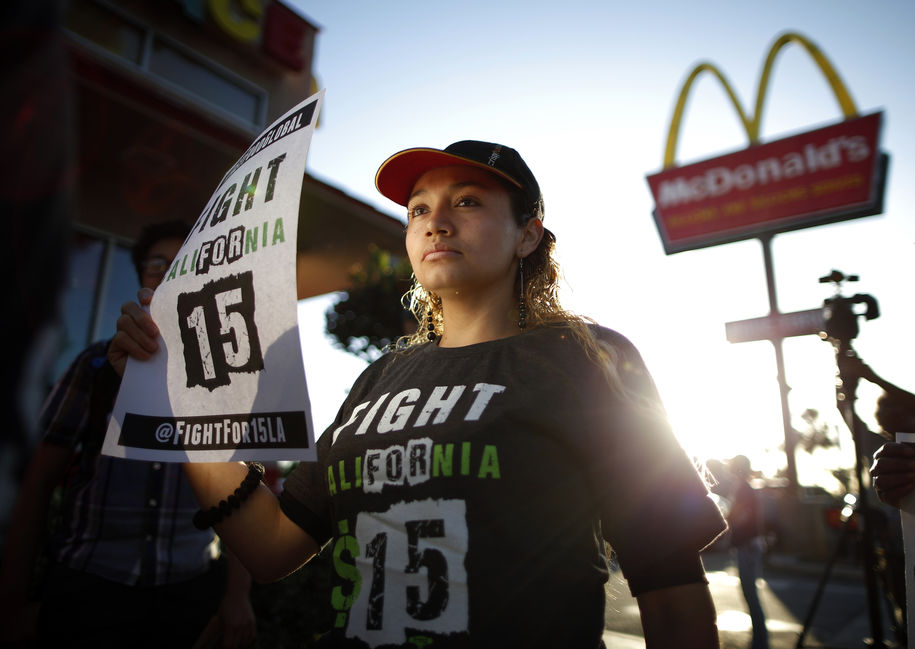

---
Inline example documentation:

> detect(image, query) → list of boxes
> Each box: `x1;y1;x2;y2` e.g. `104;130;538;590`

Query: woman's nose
426;206;452;235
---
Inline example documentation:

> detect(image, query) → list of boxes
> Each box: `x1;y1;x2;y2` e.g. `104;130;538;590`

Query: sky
287;0;915;492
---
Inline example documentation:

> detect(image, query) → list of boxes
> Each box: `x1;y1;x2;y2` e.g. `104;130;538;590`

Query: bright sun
653;338;858;493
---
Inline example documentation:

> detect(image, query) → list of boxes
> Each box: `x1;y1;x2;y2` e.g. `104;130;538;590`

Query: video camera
820;269;880;342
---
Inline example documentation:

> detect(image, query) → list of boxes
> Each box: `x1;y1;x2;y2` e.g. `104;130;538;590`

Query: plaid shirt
41;341;218;586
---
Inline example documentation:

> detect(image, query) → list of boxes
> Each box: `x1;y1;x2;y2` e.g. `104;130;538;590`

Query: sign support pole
760;234;799;495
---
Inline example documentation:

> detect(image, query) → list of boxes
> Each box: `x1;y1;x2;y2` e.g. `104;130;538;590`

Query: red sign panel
646;112;886;254
262;1;311;71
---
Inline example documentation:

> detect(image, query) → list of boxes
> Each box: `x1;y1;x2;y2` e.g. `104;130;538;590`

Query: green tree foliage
797;408;838;453
325;246;414;361
780;408;838;455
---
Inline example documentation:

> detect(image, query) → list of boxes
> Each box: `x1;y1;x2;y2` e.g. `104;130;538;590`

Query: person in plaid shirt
0;221;256;649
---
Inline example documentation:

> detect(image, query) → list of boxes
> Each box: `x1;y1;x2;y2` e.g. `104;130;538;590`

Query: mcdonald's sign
646;32;889;254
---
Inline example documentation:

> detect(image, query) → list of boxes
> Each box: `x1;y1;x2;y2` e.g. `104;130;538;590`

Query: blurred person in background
0;221;256;649
727;454;770;649
2;0;74;544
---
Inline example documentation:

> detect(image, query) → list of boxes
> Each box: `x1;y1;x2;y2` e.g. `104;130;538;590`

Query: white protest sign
103;91;324;463
898;432;915;649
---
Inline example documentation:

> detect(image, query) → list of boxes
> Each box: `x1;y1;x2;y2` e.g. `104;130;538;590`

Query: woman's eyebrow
448;181;485;192
408;181;487;202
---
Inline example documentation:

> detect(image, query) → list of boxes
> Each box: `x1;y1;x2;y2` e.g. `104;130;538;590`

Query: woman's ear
518;217;544;258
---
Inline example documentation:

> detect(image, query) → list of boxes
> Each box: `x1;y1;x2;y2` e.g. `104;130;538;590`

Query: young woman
110;140;727;648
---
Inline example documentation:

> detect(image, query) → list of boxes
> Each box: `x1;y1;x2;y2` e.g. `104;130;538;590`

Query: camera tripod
796;271;905;648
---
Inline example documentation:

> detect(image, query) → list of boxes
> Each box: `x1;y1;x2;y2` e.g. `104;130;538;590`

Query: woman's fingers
107;297;161;376
137;286;154;306
872;456;915;476
873;442;915;461
117;304;159;353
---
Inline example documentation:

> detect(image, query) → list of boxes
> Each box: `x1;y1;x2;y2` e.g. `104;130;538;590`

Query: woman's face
405;165;532;302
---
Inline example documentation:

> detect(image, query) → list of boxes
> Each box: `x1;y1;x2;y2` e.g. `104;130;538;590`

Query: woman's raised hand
108;287;160;376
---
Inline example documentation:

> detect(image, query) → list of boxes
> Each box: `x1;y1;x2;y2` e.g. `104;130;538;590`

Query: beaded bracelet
193;462;265;530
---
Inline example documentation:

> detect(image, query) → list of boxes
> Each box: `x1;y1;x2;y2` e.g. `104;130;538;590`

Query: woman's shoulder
586;323;635;348
522;321;634;354
578;323;661;400
531;321;637;367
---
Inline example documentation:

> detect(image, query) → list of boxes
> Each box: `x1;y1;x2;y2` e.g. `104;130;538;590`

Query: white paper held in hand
103;91;325;463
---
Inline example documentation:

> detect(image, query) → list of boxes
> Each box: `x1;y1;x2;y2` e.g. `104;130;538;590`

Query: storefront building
54;0;404;379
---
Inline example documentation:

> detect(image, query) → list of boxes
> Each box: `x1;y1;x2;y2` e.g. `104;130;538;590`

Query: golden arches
208;0;264;44
663;31;860;169
663;63;750;167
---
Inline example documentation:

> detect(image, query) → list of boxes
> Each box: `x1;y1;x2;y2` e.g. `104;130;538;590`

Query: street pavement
601;550;904;649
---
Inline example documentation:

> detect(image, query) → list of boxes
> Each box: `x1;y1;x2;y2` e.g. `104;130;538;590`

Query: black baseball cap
375;140;544;220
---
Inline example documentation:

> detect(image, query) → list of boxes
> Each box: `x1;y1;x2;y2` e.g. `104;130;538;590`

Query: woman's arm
109;290;321;581
183;462;320;582
637;582;720;649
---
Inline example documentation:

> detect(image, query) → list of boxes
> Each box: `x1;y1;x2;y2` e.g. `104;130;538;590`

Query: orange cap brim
375;147;525;207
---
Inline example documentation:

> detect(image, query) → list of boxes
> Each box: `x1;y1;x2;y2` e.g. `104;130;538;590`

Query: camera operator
815;272;913;506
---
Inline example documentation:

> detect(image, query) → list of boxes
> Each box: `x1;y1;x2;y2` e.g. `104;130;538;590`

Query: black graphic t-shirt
281;325;725;648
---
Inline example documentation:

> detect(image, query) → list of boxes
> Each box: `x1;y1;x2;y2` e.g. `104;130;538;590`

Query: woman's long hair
398;183;626;393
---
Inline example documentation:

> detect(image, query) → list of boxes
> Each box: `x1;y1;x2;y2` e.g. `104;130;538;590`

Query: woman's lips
423;246;460;261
